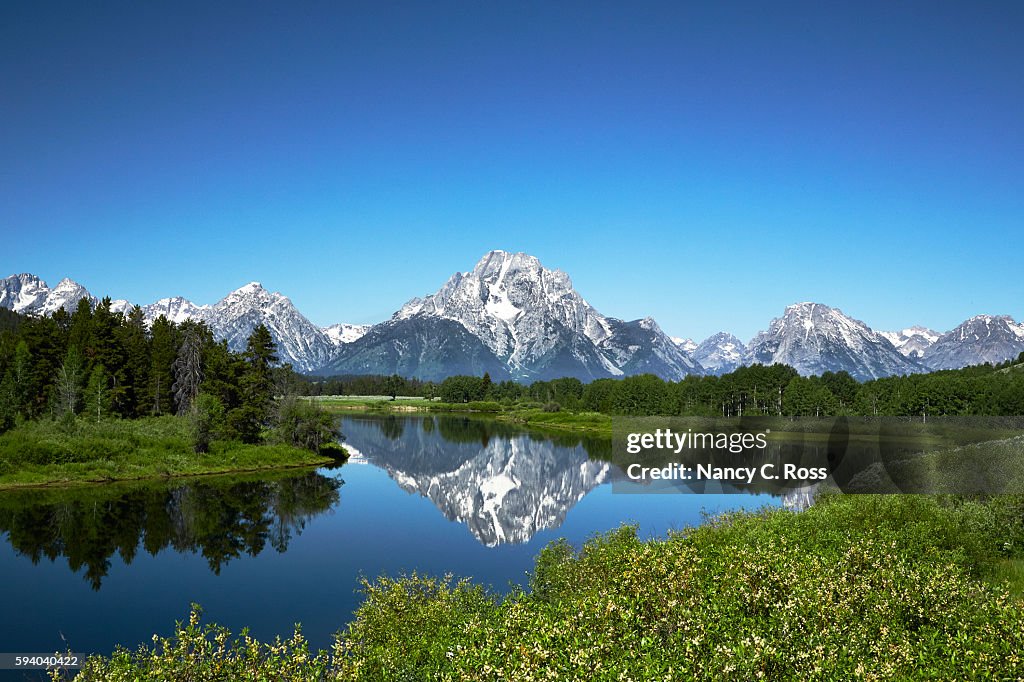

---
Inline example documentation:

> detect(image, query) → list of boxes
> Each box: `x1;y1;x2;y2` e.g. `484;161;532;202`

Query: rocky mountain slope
745;303;924;381
879;326;940;360
0;274;355;373
690;332;746;375
4;268;1022;380
323;251;702;381
922;315;1024;371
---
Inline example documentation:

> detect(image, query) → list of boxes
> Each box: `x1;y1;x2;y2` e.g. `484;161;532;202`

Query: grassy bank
311;396;613;435
65;493;1024;680
0;416;336;489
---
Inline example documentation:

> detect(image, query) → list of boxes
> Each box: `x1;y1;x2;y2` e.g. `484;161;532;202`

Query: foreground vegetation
62;493;1024;680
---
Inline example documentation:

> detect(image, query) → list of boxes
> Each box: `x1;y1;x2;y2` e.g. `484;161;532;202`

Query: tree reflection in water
0;471;341;590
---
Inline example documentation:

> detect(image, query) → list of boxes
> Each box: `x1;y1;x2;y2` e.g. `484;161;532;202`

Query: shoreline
0;456;337;491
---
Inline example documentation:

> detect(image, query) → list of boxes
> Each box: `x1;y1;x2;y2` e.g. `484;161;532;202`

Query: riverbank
0;416;338;489
309;396;614;435
68;493;1024;680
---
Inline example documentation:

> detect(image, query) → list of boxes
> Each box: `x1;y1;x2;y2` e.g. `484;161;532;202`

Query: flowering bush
66;494;1024;681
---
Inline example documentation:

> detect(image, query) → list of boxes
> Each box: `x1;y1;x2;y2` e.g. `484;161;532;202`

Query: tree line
307;356;1024;418
5;298;1021;428
0;300;337;453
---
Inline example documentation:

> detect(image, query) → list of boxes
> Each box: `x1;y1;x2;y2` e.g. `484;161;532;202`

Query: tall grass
0;416;332;488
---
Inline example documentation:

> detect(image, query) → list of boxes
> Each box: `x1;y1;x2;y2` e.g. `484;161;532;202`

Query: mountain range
3;251;1023;381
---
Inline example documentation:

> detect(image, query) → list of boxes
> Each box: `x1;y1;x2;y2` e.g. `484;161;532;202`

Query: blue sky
2;1;1021;341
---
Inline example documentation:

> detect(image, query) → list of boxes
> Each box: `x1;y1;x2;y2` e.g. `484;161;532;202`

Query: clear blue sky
2;1;1021;341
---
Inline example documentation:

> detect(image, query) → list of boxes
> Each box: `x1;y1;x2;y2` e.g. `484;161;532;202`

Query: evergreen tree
147;316;177;415
9;340;30;418
67;297;93;358
231;325;278;443
0;370;16;432
119;306;150;416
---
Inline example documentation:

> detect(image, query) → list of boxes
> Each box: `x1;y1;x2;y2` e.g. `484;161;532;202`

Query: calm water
0;414;781;666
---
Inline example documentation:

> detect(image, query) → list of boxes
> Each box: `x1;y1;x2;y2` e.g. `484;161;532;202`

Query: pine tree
147;316;177;415
119;306;150;417
231;324;278;443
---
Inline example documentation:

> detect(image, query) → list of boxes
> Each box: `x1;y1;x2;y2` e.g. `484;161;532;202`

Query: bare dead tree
173;327;204;415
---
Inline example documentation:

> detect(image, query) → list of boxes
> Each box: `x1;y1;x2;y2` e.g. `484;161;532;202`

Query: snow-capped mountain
142;296;209;325
692;332;746;375
672;337;698;353
746;303;923;381
323;250;702;381
323;323;371;345
0;274;94;316
196;283;339;373
922;315;1024;370
342;416;609;546
143;287;372;371
879;326;940;359
0;273;347;373
6;269;1023;381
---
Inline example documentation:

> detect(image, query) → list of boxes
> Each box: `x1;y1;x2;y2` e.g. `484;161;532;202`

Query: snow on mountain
330;250;702;381
323;323;371;345
746;302;923;381
922;315;1024;370
878;326;940;359
672;337;698;353
6;269;1023;380
0;273;349;373
395;251;614;371
0;273;51;313
142;296;209;325
343;416;609;546
0;274;97;316
200;283;338;373
140;284;345;372
108;299;136;316
598;316;703;379
692;332;746;375
39;278;93;316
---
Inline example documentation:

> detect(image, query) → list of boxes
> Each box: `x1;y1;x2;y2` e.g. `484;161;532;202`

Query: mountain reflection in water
343;415;612;546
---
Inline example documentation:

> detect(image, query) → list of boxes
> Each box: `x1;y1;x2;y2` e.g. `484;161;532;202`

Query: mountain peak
879;326;940;359
333;252;698;381
749;302;921;381
924;314;1024;369
692;332;745;375
234;281;266;294
53;277;84;289
470;250;554;284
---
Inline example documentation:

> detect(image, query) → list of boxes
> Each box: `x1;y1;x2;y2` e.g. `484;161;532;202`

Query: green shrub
57;495;1024;680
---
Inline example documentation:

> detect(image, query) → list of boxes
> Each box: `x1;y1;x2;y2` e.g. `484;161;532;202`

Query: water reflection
343;416;611;546
0;471;341;589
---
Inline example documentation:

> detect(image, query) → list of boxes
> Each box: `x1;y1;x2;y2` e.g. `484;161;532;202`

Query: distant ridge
3;260;1022;380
